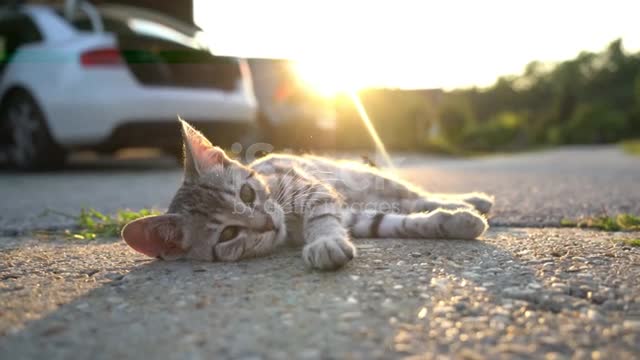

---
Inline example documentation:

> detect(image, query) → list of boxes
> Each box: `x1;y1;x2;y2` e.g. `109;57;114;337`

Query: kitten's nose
264;216;276;232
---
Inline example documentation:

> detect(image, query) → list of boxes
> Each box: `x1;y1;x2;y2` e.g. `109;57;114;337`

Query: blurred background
1;0;639;170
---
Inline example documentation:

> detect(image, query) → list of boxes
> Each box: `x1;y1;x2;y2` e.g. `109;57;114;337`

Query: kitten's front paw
303;236;356;270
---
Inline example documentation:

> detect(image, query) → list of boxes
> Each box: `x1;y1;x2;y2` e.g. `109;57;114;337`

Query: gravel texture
1;228;639;359
1;146;639;233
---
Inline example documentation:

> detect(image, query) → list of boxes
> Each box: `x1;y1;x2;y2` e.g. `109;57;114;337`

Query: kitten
121;120;493;270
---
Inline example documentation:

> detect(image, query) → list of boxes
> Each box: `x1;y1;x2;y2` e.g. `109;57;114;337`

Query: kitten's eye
240;184;255;205
219;226;240;243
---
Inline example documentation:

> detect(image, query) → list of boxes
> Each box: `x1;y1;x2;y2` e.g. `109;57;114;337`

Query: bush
546;125;566;145
437;98;476;144
562;104;629;144
462;111;527;150
628;107;640;138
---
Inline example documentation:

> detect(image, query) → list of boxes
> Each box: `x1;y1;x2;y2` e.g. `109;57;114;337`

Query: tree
437;95;476;144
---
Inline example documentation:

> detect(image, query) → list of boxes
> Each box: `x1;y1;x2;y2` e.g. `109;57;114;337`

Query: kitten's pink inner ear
192;146;225;170
121;215;185;258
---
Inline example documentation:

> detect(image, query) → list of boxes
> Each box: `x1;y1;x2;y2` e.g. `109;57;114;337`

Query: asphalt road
1;146;639;359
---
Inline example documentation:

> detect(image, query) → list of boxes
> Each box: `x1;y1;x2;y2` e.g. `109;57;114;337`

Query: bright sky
194;0;640;90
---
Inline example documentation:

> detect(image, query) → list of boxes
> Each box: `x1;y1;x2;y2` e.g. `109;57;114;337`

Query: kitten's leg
402;192;494;215
272;168;355;270
302;202;355;270
328;165;493;215
400;198;473;212
449;192;494;215
347;209;488;240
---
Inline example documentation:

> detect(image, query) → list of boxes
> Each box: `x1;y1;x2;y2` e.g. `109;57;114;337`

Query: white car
0;2;257;170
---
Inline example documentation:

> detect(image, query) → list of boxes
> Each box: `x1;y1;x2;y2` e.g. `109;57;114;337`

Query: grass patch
560;218;578;227
621;139;640;156
560;213;640;231
622;239;640;247
40;208;160;240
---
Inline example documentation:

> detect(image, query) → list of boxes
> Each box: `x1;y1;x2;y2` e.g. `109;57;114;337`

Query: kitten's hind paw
461;192;494;215
303;236;356;270
440;210;488;239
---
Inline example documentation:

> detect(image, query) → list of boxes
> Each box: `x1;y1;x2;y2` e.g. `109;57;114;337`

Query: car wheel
1;91;66;170
167;146;184;165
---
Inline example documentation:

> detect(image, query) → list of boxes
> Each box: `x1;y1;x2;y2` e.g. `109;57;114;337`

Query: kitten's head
121;120;286;262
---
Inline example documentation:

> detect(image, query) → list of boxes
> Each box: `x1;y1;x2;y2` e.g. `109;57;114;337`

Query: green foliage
621;139;640;155
560;213;640;231
66;208;160;240
546;125;566;145
463;111;528;150
437;96;476;144
617;214;640;230
635;74;640;104
623;239;640;247
562;104;629;144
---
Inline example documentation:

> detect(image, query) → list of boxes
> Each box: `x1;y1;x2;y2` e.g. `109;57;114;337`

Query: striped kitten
122;120;493;270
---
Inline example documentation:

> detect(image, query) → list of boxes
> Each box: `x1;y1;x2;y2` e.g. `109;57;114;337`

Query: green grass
622;239;640;247
621;139;640;156
560;213;640;231
40;208;160;240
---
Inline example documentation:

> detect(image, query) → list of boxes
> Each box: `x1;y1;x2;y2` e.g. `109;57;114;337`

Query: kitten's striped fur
122;120;493;270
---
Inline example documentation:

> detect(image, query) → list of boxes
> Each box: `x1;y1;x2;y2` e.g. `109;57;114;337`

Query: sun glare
195;0;640;90
291;60;364;97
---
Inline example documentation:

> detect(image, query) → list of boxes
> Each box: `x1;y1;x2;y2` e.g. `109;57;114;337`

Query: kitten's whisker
275;169;298;201
277;176;310;204
290;191;332;206
275;172;293;203
290;191;328;203
308;170;333;175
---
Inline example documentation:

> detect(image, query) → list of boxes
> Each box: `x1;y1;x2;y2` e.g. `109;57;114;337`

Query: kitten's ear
179;118;227;178
121;214;187;258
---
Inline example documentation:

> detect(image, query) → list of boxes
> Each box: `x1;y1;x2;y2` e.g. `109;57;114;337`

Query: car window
0;14;42;76
71;17;131;34
125;17;200;48
65;6;204;50
72;16;200;49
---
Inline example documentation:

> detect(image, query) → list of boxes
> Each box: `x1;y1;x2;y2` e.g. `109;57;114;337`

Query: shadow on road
3;230;627;358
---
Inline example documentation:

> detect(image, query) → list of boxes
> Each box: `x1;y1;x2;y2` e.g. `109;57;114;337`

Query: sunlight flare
291;60;363;97
195;0;640;89
349;91;395;171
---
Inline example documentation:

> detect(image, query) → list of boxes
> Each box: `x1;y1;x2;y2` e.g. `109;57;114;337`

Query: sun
291;59;365;97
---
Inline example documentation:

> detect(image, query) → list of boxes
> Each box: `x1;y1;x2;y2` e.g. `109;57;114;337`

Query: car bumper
84;120;255;152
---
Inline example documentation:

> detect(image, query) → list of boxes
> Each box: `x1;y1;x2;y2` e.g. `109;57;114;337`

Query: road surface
1;146;638;233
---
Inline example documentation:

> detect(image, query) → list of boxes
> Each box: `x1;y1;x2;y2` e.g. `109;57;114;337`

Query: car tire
1;90;66;171
255;110;275;144
168;146;185;165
